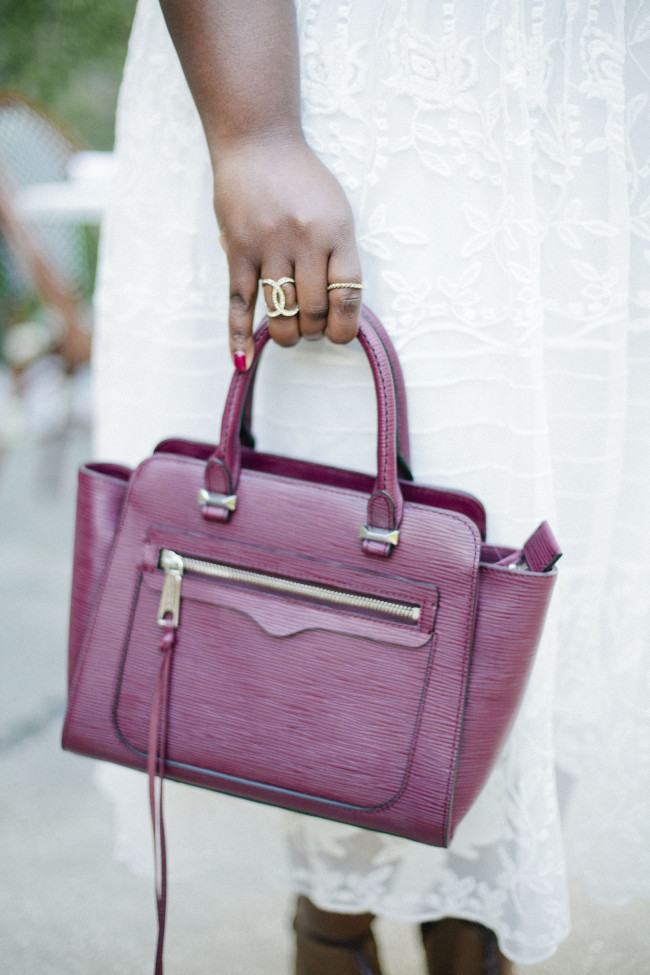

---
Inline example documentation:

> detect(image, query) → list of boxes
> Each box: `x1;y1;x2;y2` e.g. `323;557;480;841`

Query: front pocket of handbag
113;538;438;811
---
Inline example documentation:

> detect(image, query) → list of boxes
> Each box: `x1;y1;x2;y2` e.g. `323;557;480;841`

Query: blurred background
0;3;648;973
0;0;135;446
1;0;135;148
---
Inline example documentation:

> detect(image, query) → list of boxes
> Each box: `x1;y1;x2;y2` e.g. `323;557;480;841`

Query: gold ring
327;282;364;291
260;277;299;317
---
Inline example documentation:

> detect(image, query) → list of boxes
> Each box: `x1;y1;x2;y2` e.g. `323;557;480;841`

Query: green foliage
0;0;136;148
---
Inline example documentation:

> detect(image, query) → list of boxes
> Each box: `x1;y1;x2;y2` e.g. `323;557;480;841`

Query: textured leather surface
449;556;557;833
67;462;131;690
155;442;488;539
208;311;405;550
524;520;562;573
63;312;557;848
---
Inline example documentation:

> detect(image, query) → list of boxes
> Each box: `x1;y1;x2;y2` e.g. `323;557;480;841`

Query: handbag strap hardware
523;521;562;573
197;488;238;512
206;308;405;557
495;522;562;574
359;525;400;547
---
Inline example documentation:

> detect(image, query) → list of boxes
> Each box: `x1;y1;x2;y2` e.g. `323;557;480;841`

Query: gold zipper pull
157;549;184;628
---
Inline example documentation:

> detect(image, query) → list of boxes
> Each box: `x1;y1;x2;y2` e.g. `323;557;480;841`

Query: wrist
207;121;306;162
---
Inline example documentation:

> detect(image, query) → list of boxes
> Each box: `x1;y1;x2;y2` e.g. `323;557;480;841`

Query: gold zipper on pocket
157;548;421;627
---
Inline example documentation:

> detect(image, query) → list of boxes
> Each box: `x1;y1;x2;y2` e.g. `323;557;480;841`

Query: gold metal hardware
259;277;300;317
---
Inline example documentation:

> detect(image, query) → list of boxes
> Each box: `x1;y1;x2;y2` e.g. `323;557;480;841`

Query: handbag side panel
67;463;131;692
447;559;557;835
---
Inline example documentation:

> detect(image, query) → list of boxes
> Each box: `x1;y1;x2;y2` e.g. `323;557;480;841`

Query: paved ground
1;416;648;974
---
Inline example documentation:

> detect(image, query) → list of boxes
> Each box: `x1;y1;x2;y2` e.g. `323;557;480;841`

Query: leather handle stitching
215;314;399;509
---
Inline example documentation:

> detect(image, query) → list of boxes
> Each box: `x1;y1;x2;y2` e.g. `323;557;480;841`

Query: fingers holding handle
227;264;364;373
260;276;301;348
215;136;364;369
325;282;364;344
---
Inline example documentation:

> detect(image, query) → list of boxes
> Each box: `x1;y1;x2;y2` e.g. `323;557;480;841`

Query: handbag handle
201;306;405;556
239;305;412;479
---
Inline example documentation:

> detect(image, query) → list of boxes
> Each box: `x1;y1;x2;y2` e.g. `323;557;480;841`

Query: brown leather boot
420;918;514;975
293;895;384;975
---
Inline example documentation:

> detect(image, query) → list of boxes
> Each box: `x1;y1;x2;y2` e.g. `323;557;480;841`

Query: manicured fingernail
234;351;247;373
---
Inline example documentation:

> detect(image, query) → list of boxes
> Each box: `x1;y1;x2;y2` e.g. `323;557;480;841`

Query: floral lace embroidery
93;0;650;964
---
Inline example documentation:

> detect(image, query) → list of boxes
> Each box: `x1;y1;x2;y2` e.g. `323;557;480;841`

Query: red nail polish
234;351;247;373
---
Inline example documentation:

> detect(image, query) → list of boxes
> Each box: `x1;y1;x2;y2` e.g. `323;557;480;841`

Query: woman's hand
213;132;362;370
158;0;360;368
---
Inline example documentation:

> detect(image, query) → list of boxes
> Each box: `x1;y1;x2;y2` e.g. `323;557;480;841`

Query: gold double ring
260;277;299;318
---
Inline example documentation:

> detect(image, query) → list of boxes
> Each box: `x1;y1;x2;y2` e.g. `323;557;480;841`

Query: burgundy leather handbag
62;306;560;971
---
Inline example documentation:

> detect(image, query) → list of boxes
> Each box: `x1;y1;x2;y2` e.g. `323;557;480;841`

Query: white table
14;151;115;224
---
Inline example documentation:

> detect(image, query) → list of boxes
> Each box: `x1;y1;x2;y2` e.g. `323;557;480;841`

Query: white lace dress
93;0;650;964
